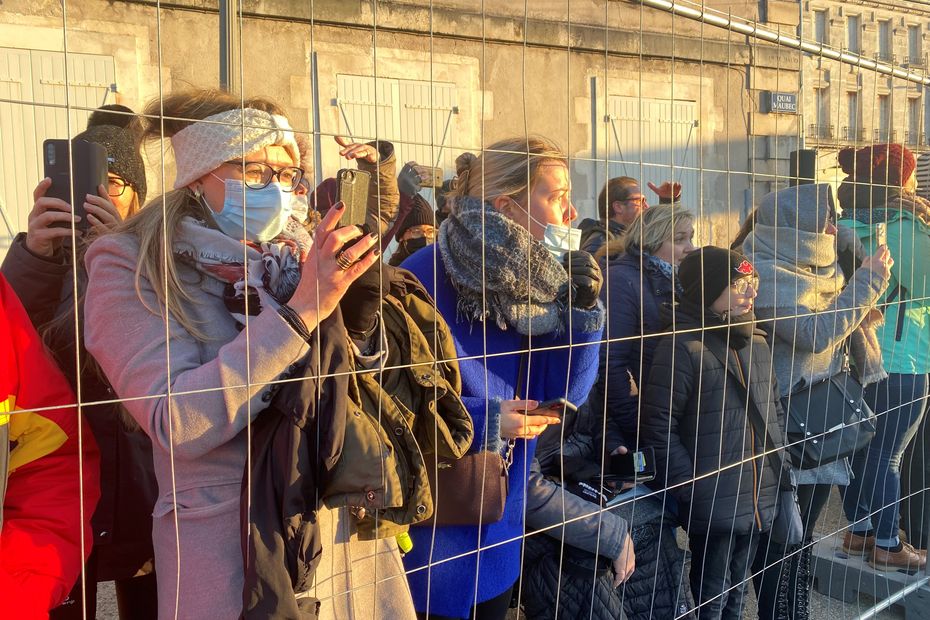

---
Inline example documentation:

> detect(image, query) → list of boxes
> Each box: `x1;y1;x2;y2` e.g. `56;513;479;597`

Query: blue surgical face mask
512;199;580;258
208;177;293;242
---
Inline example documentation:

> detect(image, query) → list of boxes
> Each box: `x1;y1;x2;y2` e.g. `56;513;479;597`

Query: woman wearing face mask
589;203;694;451
400;136;617;620
83;90;392;619
1;104;159;620
389;195;435;266
741;184;891;619
642;247;787;620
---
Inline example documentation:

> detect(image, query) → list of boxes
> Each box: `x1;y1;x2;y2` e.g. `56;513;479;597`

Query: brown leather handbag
420;449;510;526
416;353;526;527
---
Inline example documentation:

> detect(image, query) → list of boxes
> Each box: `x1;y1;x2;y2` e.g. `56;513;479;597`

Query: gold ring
336;251;355;271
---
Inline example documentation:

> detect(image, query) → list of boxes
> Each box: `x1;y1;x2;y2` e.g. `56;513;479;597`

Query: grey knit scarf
438;196;570;335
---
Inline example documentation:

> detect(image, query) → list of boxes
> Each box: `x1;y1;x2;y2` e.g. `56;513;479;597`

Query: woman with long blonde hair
83;89;410;619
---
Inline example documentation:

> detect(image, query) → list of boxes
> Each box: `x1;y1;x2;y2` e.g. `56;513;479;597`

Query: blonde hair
449;136;567;208
110;89;289;340
597;203;694;261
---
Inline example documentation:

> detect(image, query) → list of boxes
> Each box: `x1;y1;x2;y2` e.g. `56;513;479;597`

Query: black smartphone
335;168;371;230
43;138;108;231
531;397;578;419
609;447;656;483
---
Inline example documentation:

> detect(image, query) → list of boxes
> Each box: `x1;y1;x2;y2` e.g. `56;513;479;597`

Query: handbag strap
502;341;530;470
728;350;787;482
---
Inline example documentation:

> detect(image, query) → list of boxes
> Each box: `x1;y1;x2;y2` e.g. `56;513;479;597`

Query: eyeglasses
731;276;760;295
107;176;132;197
224;160;304;192
405;225;436;240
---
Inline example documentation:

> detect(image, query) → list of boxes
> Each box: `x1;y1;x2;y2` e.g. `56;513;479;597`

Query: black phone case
335;168;371;230
44;139;108;231
609;447;656;481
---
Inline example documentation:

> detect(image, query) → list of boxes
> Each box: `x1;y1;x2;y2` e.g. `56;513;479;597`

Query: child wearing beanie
641;246;790;620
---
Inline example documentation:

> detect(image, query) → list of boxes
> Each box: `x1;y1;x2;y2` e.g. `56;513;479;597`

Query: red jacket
0;273;100;619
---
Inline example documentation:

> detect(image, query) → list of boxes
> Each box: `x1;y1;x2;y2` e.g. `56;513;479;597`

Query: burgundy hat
838;144;916;187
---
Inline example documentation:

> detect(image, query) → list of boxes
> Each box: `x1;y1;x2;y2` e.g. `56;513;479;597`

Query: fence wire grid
0;1;928;620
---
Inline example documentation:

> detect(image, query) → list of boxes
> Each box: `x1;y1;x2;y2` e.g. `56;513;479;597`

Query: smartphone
413;164;444;188
875;223;887;247
43;139;108;231
609;447;656;483
335;168;371;230
530;397;579;419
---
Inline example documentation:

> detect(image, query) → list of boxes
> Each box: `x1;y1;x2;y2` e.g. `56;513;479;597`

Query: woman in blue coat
401;136;619;619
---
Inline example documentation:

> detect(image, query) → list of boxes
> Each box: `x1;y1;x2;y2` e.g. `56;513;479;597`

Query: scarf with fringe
437;196;570;336
173;215;312;323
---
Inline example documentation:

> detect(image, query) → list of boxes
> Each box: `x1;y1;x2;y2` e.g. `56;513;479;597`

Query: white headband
171;108;300;190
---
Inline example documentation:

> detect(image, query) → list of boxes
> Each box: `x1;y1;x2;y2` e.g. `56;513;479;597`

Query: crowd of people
1;86;928;620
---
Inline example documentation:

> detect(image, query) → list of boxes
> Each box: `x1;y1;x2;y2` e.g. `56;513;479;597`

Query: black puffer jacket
641;310;786;536
522;402;695;620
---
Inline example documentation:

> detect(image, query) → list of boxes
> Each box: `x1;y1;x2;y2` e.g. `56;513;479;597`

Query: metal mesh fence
0;1;928;618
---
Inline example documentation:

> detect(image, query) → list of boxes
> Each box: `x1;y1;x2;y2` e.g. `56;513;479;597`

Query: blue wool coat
402;244;605;618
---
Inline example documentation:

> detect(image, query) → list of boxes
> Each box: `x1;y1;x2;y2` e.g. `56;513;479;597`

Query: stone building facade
0;0;811;251
801;0;930;180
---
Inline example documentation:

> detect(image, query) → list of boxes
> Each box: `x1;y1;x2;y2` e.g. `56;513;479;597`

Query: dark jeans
842;373;929;546
417;583;514;620
752;484;833;619
688;531;758;620
901;410;930;550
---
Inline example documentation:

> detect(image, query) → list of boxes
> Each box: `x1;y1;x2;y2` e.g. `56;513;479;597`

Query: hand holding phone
43;139;108;232
609;446;656;483
530;397;578;419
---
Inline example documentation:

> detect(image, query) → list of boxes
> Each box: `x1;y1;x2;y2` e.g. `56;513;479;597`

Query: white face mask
512;199;580;258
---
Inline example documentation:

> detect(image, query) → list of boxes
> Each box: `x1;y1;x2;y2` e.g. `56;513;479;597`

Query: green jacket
323;271;474;540
847;209;930;374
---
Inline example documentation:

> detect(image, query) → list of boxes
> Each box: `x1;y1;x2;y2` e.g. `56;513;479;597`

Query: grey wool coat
84;233;414;620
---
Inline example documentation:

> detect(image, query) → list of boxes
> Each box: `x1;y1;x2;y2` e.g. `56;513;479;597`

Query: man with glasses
580;177;681;255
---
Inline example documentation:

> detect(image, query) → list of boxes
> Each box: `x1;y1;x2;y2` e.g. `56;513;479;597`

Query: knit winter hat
838;143;916;187
756;183;835;233
74;122;148;204
395;194;435;240
170;108;299;189
679;246;755;308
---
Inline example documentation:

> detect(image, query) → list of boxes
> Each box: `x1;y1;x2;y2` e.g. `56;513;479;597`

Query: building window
908;25;923;65
847;15;861;54
878;94;891;141
815;87;832;138
908;98;922;145
879;21;893;62
814;10;828;45
847;91;860;141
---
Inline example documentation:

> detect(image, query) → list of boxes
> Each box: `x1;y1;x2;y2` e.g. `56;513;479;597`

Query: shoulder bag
781;344;876;470
416;350;527;526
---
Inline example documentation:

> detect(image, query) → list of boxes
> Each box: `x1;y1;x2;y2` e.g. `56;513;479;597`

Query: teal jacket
846;208;930;374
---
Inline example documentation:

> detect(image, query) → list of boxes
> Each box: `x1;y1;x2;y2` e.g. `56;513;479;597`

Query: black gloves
340;262;395;339
397;163;422;197
563;251;602;310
